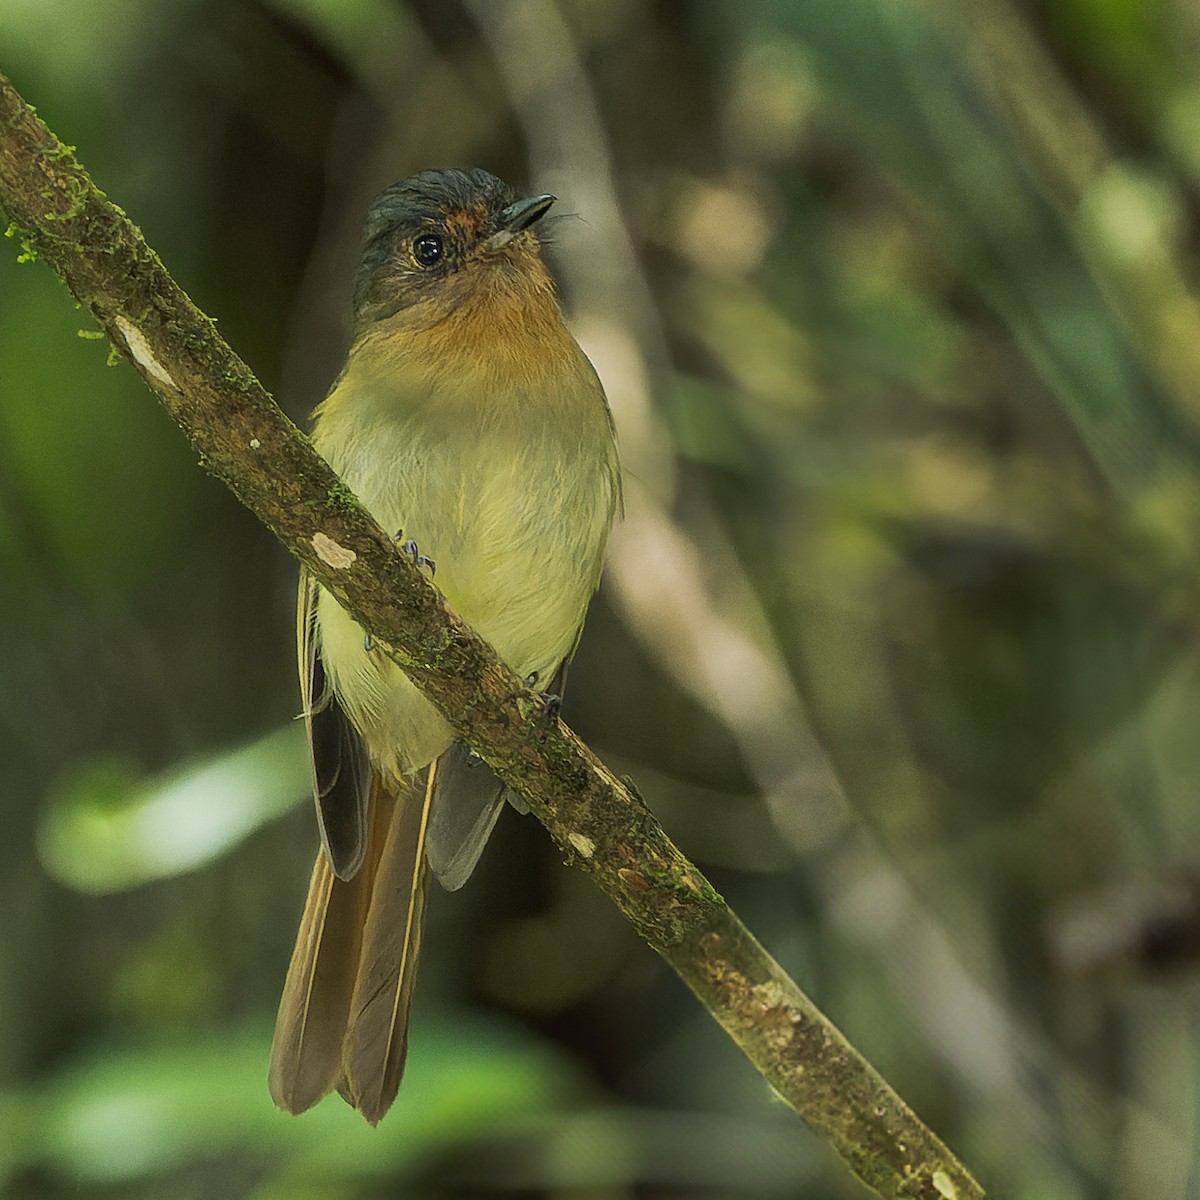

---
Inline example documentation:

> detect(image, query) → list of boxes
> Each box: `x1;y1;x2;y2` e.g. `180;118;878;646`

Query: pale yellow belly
313;394;616;783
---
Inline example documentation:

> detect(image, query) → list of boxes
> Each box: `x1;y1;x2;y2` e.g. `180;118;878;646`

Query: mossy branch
0;71;985;1200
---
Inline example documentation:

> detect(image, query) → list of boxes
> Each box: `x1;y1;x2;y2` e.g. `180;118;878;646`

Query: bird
267;167;621;1125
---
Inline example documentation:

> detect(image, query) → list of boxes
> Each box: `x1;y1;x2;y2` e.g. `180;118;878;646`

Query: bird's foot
524;671;562;717
394;531;436;576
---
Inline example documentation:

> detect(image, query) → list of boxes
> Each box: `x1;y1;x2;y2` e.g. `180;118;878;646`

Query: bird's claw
524;672;561;716
399;536;436;576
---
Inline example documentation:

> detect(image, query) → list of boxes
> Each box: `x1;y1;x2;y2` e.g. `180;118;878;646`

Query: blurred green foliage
3;1020;579;1191
5;0;1200;1197
38;726;310;894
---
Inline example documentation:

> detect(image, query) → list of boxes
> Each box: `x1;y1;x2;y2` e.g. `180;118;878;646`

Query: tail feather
340;761;436;1123
267;844;372;1112
268;769;431;1122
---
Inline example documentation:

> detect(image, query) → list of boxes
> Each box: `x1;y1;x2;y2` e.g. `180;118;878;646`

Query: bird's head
352;168;557;332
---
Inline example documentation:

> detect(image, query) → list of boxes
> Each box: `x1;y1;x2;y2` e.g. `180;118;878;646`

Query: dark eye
412;234;444;267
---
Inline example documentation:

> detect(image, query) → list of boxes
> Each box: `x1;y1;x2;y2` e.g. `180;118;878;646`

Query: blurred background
4;0;1200;1196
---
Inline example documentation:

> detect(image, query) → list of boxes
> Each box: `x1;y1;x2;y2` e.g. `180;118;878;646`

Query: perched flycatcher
268;168;621;1124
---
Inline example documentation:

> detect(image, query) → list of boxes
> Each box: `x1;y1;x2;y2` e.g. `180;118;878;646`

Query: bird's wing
425;743;507;889
424;642;579;872
298;569;371;880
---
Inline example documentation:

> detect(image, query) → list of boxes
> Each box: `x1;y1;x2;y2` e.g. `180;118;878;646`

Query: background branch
0;72;983;1200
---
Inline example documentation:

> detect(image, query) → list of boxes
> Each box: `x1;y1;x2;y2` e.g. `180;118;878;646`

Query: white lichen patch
312;531;357;569
567;831;595;858
249;437;261;449
114;316;176;388
932;1169;957;1198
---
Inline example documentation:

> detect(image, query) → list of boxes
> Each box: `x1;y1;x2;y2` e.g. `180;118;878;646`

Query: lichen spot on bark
933;1170;958;1199
567;831;595;858
312;531;357;569
114;317;176;388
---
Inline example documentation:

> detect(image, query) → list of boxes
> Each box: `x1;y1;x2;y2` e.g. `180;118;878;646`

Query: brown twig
0;70;985;1200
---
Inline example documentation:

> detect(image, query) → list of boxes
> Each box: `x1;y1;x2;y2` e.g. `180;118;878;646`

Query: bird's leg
393;529;436;576
402;539;436;575
523;671;562;717
364;531;435;652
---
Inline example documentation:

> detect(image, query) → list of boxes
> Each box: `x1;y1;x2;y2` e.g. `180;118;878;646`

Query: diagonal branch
0;71;985;1200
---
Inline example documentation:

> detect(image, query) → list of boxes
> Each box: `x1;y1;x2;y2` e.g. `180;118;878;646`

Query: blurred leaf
0;0;183;102
0;1019;579;1188
38;724;309;893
